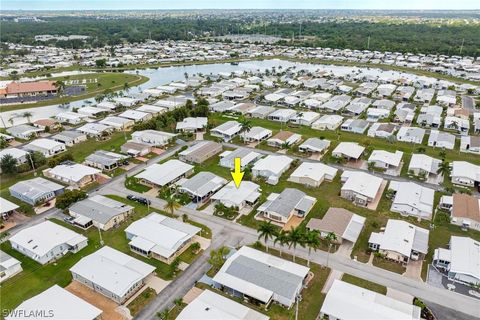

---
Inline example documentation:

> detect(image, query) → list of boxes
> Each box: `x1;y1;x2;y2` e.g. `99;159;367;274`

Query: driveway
403;260;423;281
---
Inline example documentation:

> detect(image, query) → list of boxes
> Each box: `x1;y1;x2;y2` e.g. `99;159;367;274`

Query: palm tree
287;227;305;262
325;232;338;267
449;120;459;131
164;194;181;216
257;221;277;252
436;160;451;177
305;229;321;267
273;230;289;257
281;141;291;150
239;116;252;133
439;149;447;159
22;112;33;123
54;80;65;94
367;161;376;172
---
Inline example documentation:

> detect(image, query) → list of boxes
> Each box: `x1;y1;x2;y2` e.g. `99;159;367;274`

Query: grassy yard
2;73;149;112
127;288;157;317
372;256;406;274
125;176;152;193
0;194;212;314
341;273;387;294
178;245;202;264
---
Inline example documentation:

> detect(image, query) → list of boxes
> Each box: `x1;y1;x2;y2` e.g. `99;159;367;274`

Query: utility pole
27;153;36;176
367;35;371;50
295;295;299;320
98;225;104;246
459;38;465;55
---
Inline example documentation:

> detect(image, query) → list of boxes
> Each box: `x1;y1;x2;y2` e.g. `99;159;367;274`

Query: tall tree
436;160;451;177
305;229;321;267
273;229;289;257
164;194;181;216
287;226;305;262
257;221;277;252
0;154;18;174
325;232;338;267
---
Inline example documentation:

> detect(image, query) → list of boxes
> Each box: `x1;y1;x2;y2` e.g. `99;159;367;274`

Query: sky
2;0;479;11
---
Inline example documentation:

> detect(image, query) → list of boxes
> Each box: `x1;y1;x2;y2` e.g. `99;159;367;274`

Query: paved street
4;141;480;320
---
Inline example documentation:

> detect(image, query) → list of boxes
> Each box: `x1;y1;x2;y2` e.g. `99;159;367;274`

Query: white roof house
242;126;272;142
176;117;208;132
23;138;66;158
267;109;296;122
321;280;421;320
396;127;425;144
433;236;480;285
135;160;193;187
118;110;152;122
288;162;338;187
76;122;113;137
77;106;109;117
451;161;480;187
311;114;343;131
252;155;293;185
389;181;435;219
212;246;310;308
298;138;330;154
9;221;88;265
290;111;320;126
428;130;456;150
43;163;100;187
219;148;262;170
408;154;441;176
177;290;269;320
70;246;155;304
56;111;87;125
0;197;19;214
125;213;200;263
332;142;365;160
6;285;102;320
99;116;134;129
179;172;227;202
341;171;384;205
210;121;242;141
368;150;403;169
211;181;261;209
136;104;167;115
0;148;29;166
368;219;429;263
131;130;176;147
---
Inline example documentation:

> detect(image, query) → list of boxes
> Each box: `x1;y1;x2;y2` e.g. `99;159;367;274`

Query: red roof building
6;81;57;97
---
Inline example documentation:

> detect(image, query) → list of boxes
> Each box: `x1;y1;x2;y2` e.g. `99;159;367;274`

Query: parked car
127;194;151;205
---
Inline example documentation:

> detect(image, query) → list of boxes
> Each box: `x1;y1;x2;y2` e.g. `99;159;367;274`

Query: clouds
2;0;479;10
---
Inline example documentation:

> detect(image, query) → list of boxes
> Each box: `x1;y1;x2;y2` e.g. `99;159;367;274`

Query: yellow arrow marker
231;157;244;188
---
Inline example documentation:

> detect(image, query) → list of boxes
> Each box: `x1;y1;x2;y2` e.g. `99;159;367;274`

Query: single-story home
43;163;101;188
332;142;365;161
176;117;208;132
210;121;242;141
311;115;344;131
84;150;128;171
179;141;223;164
9;177;64;206
257;188;316;225
135;160;194;187
451;161;480;187
298;138;330;154
368;219;429;264
242;126;272;143
388;181;435;220
120;140;152;157
125;212;201;264
267;131;301;148
211;181;261;209
179;172;227;203
131;130;176;147
9;221;87;265
306;208;365;245
288;162;338;187
219;148;262;170
52;130;87;147
252;155;293;185
69;195;134;230
212;246;310;308
70;246;155;304
0;250;22;283
340;171;384;207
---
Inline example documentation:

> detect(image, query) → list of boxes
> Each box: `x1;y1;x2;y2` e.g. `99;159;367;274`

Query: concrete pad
195;132;204;140
322;269;343;294
144;187;159;197
135;156;149;162
282;215;304;231
34;199;56;214
247;141;260;148
403;260;423;281
387;287;414;304
183;287;204;304
145;274;171;294
367;180;388;210
66;281;125;320
193;235;211;250
151;148;164;155
201;203;215;215
336;242;353;258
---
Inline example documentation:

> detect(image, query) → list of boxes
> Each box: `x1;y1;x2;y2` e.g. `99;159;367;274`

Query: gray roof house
179;172;227;203
179;141;223;164
298;138;331;154
341;119;369;134
9;177;64;205
6;124;43;140
257;188;316;225
52;131;87;147
69;195;134;230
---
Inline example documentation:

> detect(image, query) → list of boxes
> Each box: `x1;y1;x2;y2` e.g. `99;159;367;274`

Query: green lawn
341;273;387;294
125;176;152;193
0;195;212;314
127;287;157;317
2;73;149;112
372;256;406;274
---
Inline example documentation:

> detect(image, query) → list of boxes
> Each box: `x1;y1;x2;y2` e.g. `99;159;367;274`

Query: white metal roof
369;150;403;167
253;155;293;176
6;285;102;320
211;181;261;207
449;236;480;282
0;197;19;214
333;142;365;159
135;160;193;187
341;171;383;199
321;280;421;320
47;163;100;182
177;290;269;320
289;162;338;182
69;246;155;298
124;213;200;259
9;221;87;257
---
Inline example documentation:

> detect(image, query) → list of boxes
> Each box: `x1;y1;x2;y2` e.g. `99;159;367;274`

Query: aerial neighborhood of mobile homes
0;8;480;320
